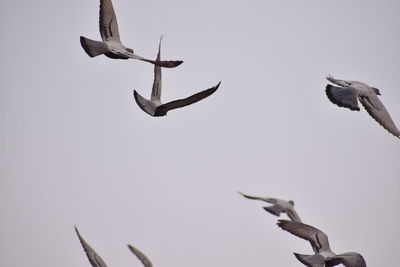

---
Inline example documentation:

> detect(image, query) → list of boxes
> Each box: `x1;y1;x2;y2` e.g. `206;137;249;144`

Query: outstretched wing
238;191;278;204
151;37;162;101
99;0;120;41
277;220;331;253
129;53;183;68
286;207;302;223
358;94;400;138
325;253;367;267
127;244;153;267
74;227;108;267
325;85;360;111
156;82;220;115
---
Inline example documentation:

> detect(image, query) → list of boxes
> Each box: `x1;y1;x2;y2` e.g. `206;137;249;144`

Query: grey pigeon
134;38;220;117
238;191;301;222
80;0;182;68
326;75;400;138
75;226;153;267
277;220;367;267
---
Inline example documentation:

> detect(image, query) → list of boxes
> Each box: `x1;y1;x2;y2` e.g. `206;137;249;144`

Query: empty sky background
1;0;399;266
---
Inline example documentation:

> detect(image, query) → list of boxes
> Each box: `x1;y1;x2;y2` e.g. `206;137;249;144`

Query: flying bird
134;38;220;117
80;0;182;68
277;220;366;267
326;75;400;138
238;191;301;222
75;226;153;267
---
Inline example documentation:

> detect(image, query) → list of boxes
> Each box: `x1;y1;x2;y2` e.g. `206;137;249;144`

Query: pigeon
326;75;400;138
75;226;153;267
238;191;301;222
134;38;220;117
277;220;367;267
80;0;182;68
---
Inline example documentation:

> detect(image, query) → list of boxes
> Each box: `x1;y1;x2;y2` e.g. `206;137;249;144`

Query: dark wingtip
277;219;287;226
162;60;183;68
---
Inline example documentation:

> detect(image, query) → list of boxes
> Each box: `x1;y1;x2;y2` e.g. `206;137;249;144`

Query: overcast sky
1;0;399;266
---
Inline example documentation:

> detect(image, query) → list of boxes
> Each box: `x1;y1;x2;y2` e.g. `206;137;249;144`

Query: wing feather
326;85;360;111
277;220;331;253
156;82;220;115
75;227;108;267
358;94;400;138
325;253;367;267
99;0;120;41
238;191;277;204
128;244;153;267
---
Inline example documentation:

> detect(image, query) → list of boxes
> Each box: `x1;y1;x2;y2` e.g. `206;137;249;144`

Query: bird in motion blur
277;220;366;267
238;191;301;222
75;226;153;267
134;37;220;117
80;0;182;68
326;75;400;138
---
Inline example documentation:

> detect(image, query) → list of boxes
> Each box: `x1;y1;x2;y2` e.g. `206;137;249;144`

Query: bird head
372;87;381;95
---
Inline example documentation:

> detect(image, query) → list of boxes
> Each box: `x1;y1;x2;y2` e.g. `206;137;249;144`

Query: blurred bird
277;220;366;267
238;191;301;222
127;244;153;267
75;226;153;267
80;0;182;68
326;75;400;138
134;37;220;117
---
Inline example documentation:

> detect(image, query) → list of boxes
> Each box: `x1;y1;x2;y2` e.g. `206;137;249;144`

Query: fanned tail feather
294;253;325;267
80;36;109;58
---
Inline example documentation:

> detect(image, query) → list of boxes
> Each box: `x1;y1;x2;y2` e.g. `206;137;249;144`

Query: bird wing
156;82;220;115
128;53;183;68
286;207;302;222
238;191;278;203
325;253;367;267
74;227;108;267
99;0;121;41
358;94;400;138
151;37;162;101
325;85;360;111
277;220;331;253
127;244;153;267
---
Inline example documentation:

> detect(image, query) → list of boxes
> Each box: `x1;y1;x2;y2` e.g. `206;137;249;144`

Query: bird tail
294;253;325;267
263;205;282;217
80;36;108;58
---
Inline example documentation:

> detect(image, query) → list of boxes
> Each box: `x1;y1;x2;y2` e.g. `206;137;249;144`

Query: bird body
277;220;366;267
80;0;182;67
326;75;400;138
134;38;220;117
238;191;301;222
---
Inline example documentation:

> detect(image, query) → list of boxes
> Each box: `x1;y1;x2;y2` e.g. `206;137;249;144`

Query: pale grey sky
1;0;399;266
